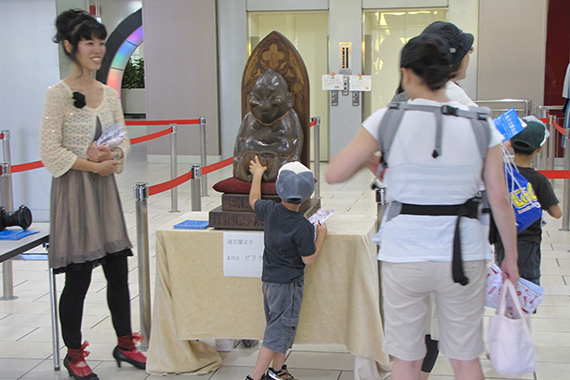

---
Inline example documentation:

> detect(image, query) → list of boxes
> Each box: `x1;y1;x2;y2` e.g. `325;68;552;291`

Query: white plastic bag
488;279;536;376
97;123;126;149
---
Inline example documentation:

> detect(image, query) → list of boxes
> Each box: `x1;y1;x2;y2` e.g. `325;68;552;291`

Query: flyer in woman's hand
486;264;543;316
97;123;125;149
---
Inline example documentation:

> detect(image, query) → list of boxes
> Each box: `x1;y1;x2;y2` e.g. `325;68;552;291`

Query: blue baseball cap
276;162;314;204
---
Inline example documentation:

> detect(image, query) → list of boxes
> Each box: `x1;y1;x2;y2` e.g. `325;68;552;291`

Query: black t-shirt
515;166;559;243
495;166;558;245
255;199;316;283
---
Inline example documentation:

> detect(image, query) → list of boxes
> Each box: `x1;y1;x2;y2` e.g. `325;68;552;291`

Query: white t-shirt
446;81;477;107
562;63;570;99
363;98;503;263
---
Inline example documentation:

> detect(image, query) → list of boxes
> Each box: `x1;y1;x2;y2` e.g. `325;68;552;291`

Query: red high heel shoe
113;332;147;370
64;341;99;380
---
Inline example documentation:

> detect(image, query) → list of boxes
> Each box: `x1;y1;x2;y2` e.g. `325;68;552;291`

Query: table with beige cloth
147;212;391;378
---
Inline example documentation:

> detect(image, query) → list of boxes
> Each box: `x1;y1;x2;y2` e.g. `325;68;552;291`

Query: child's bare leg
251;346;277;380
271;352;286;371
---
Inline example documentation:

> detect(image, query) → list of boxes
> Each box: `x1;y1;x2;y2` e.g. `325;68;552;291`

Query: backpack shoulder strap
378;103;492;169
378;102;406;169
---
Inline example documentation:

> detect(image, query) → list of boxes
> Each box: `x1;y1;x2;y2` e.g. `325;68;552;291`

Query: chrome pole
1;130;13;211
562;131;570;231
190;164;202;211
0;161;16;301
199;117;208;196
49;267;60;370
170;124;179;212
134;183;151;348
313;117;321;199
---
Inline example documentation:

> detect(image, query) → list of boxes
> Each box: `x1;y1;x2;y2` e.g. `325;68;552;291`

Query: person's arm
71;157;119;176
326;127;379;184
483;145;519;284
302;223;327;265
249;155;266;210
547;204;562;219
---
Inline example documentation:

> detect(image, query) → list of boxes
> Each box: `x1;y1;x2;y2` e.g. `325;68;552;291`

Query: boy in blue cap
495;118;562;285
246;156;327;380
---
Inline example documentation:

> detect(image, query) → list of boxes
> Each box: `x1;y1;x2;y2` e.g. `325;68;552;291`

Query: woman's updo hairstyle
53;9;107;62
400;34;452;91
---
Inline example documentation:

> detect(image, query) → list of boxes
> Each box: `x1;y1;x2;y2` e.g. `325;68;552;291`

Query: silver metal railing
0;130;16;301
170;124;179;212
190;164;202;211
200;118;208;197
134;183;151;349
312;117;321;198
475;98;531;117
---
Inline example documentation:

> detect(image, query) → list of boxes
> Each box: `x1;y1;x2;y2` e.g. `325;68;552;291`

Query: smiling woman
39;9;146;380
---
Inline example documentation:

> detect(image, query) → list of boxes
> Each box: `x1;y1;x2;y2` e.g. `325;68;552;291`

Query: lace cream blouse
39;81;130;178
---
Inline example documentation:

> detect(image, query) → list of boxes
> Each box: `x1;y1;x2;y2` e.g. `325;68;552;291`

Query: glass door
362;8;448;119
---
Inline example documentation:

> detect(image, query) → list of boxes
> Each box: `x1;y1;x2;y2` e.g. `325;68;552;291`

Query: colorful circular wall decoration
96;9;143;96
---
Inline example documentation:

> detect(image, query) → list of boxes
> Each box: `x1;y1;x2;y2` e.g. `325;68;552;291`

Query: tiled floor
0;127;569;379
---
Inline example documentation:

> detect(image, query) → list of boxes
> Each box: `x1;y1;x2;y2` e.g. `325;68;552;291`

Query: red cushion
212;177;277;195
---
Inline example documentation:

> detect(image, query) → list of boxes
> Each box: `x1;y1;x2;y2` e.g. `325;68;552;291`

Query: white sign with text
322;74;344;90
349;75;372;91
223;231;264;277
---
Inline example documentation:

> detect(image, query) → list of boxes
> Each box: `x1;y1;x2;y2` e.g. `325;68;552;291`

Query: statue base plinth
209;195;320;231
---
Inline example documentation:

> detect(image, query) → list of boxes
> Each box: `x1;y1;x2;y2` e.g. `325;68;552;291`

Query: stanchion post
562;129;570;231
49;266;61;370
313;117;321;199
1;130;13;211
0;161;17;301
190;164;202;211
373;183;388;323
134;183;151;348
199;117;208;197
170;124;179;213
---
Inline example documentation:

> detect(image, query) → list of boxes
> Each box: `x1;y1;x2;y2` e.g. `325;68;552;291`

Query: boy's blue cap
276;162;314;204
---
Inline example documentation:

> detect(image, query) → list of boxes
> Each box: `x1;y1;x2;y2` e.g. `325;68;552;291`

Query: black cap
421;21;474;65
400;34;451;68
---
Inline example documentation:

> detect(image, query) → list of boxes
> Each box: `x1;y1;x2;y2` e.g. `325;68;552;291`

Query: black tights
59;255;132;349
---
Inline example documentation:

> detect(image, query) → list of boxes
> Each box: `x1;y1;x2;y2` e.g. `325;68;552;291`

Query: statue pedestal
208;194;320;231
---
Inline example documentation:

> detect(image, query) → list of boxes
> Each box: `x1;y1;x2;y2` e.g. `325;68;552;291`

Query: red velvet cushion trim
212;177;277;195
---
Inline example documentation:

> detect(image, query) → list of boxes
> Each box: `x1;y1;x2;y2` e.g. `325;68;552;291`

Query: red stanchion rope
125;119;200;126
130;127;172;144
148;171;193;196
148;157;234;196
202;157;234;174
12;160;44;173
539;118;566;136
310;119;316;127
537;170;570;179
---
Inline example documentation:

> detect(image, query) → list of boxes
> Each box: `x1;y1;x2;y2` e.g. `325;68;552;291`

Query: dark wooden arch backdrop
241;31;311;168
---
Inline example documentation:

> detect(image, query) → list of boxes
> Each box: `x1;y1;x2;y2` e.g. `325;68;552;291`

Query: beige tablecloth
147;212;390;376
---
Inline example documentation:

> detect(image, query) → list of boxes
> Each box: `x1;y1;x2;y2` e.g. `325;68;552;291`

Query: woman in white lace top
39;9;145;380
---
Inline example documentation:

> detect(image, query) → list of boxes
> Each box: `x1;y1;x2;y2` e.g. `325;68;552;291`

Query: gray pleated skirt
49;169;132;273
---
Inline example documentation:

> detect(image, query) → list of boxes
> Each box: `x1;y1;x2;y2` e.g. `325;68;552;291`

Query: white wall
478;0;547;106
142;0;220;160
0;0;62;221
217;0;248;159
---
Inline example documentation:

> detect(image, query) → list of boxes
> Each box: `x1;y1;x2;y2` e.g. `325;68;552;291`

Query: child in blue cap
494;117;562;285
246;156;327;380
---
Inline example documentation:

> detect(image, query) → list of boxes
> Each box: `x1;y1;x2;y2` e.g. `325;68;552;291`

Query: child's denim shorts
261;280;304;354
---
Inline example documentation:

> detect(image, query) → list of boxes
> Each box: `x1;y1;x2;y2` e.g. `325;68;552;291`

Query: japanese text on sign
223;231;264;277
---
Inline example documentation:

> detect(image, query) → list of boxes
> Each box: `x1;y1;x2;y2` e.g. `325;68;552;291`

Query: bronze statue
233;69;303;182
